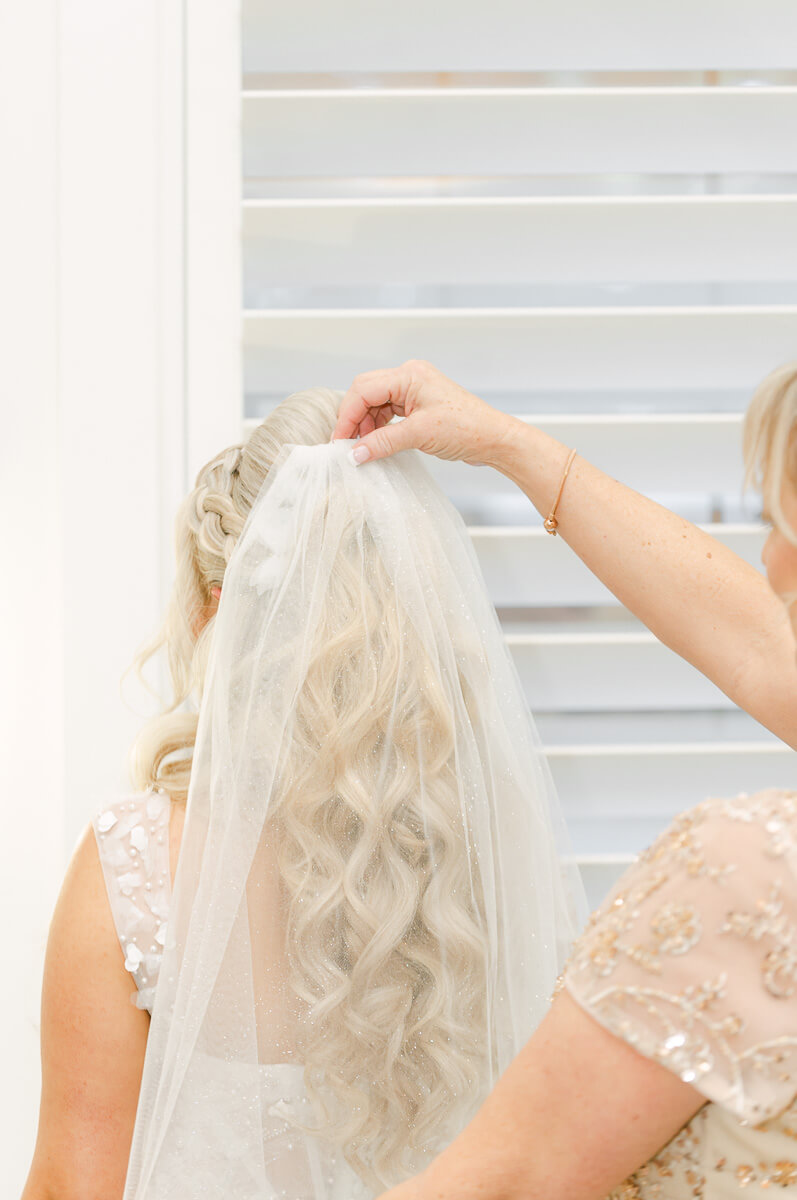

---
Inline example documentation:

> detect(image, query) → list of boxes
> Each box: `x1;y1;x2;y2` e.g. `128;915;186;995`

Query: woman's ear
211;586;222;601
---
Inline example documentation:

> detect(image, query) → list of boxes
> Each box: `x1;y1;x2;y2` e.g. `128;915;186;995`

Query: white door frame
2;2;241;1187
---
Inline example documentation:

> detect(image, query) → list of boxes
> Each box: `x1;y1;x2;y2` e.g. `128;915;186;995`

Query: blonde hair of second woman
744;361;797;615
744;361;797;542
127;386;489;1188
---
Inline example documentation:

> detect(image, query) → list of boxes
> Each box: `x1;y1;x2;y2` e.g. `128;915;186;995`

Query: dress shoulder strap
92;787;172;1013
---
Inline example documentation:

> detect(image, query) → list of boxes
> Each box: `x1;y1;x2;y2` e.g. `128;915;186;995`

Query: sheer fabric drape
124;441;586;1199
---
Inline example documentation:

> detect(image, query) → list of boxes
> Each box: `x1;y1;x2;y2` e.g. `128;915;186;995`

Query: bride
20;386;585;1199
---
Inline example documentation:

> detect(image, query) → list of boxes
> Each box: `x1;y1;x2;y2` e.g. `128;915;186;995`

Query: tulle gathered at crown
123;439;586;1199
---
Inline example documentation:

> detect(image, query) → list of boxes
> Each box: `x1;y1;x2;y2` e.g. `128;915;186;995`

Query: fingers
358;410;377;436
349;411;422;464
332;366;416;440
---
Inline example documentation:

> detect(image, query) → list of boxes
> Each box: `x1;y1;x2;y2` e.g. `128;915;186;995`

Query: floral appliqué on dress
92;786;172;1013
562;789;797;1197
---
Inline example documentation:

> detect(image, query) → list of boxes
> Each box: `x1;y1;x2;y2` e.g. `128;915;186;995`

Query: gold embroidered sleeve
563;789;797;1126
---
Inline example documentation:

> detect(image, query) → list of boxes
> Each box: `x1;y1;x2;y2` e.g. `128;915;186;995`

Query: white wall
1;1;63;1186
1;3;240;1190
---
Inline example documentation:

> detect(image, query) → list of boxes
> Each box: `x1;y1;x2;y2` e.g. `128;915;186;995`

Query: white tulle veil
123;438;587;1199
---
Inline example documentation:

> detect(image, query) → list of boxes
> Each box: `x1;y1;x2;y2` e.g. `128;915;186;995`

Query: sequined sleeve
563;789;797;1126
91;788;172;1013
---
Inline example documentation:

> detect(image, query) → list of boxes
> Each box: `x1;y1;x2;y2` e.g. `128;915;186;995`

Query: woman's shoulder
44;798;159;1024
32;815;155;1198
91;785;173;838
91;786;185;879
570;786;797;978
564;786;797;1125
639;787;797;877
89;786;182;1011
678;785;797;828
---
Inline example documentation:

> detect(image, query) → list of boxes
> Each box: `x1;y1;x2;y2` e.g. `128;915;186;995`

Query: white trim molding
3;2;242;1189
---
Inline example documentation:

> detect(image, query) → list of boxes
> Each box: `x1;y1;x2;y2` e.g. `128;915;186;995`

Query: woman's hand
332;360;797;749
331;359;518;468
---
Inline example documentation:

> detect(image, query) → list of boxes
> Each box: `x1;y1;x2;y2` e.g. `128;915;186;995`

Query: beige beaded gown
563;789;797;1197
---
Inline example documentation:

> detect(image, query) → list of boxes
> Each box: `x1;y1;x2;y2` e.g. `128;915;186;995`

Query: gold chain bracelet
543;448;577;535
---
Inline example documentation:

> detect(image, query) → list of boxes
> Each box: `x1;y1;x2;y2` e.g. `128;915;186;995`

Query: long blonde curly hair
129;387;490;1188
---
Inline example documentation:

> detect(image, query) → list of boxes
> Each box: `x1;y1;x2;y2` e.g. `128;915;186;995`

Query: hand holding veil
124;439;587;1199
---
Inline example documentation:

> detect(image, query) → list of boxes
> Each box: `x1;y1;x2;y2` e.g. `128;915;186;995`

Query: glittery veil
123;439;588;1199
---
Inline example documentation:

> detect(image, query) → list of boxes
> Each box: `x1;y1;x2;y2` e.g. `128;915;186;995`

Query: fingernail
350;444;371;465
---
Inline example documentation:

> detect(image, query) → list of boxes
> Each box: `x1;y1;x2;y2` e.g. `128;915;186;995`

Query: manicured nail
350;444;371;465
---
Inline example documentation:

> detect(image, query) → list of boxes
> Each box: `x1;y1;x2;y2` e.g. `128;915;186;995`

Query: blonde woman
21;388;584;1199
333;362;797;1198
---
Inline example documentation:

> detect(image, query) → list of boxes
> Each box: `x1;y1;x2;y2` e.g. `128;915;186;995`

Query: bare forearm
382;1096;537;1200
486;416;797;745
379;992;704;1200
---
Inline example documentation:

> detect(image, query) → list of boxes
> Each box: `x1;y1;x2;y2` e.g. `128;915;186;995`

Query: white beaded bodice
92;787;172;1013
93;788;372;1198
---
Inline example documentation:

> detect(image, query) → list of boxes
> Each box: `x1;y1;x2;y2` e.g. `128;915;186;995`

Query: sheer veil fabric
124;440;587;1199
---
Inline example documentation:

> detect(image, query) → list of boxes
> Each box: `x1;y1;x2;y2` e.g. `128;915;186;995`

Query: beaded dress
563;788;797;1197
92;788;173;1015
92;786;373;1198
93;785;797;1197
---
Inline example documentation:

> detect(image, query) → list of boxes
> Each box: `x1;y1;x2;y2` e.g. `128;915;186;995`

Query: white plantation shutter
240;1;797;908
242;0;797;73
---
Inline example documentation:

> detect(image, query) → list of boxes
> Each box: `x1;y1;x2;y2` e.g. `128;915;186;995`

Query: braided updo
129;386;342;801
190;444;245;580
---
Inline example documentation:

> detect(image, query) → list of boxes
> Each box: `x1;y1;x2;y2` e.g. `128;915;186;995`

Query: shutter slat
537;709;773;746
471;524;764;607
243;307;797;393
571;857;634;908
550;742;796;853
243;1;797;73
243;89;797;178
432;413;747;496
244;197;797;290
510;633;734;713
